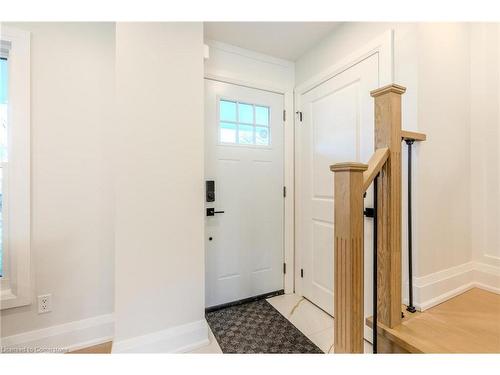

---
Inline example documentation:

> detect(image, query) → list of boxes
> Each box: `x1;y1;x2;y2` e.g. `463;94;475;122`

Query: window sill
0;279;31;310
1;287;16;300
1;289;30;310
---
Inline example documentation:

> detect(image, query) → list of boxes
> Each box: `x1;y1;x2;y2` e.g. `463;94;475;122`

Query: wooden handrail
401;130;426;142
363;147;389;192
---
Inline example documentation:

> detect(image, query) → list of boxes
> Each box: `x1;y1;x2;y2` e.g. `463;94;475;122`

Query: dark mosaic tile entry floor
206;299;323;354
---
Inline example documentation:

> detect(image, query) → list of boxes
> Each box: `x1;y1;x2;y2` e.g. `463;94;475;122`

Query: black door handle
206;208;225;217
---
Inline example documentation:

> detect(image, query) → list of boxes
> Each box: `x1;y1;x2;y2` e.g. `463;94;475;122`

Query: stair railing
330;84;407;353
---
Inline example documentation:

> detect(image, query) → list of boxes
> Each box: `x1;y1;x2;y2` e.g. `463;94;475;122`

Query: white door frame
203;74;295;295
294;29;394;297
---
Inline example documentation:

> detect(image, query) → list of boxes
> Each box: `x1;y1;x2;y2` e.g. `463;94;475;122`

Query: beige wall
113;22;206;350
0;22;115;337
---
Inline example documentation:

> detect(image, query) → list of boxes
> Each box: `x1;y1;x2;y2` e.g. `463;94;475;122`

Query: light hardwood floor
69;288;500;354
68;341;113;354
368;288;500;353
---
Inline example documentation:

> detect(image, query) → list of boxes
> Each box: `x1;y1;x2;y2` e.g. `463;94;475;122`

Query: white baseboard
474;261;500;294
111;319;209;353
412;261;500;311
0;313;114;353
416;282;476;311
474;282;500;294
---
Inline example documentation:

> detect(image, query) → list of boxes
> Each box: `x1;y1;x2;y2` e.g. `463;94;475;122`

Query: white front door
205;79;284;308
296;54;379;338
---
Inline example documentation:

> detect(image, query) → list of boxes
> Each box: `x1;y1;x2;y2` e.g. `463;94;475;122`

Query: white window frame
0;25;31;310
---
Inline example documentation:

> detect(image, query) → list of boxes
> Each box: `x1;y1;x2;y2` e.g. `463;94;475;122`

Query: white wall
113;22;207;353
295;22;499;309
470;23;500;290
410;24;475;307
416;23;472;276
0;23;115;346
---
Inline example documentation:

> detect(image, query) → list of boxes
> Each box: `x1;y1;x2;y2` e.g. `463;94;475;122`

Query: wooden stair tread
366;288;500;353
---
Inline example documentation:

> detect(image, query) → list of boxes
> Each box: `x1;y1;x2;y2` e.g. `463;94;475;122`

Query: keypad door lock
206;180;215;202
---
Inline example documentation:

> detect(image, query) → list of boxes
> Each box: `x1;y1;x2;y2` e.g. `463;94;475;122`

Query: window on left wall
0;26;31;310
0;56;8;278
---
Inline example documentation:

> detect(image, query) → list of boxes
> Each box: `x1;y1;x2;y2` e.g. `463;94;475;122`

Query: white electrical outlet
38;294;51;314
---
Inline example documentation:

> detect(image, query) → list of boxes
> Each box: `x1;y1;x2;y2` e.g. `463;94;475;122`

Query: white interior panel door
205;79;284;308
297;54;379;339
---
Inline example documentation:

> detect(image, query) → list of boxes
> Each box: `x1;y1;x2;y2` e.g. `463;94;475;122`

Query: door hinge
301;269;304;278
283;109;286;122
283;263;286;274
296;111;303;122
283;186;286;198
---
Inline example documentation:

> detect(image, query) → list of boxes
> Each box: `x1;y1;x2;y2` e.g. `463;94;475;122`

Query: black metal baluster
373;175;378;354
405;139;416;314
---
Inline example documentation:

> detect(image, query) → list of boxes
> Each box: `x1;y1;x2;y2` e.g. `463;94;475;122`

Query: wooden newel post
330;162;368;353
370;84;406;331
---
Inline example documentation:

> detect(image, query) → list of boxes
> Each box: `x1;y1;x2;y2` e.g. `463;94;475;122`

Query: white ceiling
204;22;340;61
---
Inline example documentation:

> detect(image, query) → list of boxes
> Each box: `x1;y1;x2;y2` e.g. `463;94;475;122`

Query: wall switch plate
37;294;51;314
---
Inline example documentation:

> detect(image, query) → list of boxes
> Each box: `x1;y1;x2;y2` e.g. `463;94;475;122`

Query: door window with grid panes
219;99;270;146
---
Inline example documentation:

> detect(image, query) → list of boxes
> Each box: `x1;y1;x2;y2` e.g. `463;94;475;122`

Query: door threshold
205;289;284;313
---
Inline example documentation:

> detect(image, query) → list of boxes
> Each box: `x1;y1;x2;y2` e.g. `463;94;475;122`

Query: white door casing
205;79;285;308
